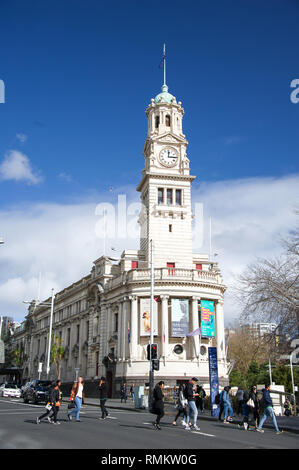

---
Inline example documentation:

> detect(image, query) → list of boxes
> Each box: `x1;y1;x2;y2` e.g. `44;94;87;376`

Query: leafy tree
50;335;65;379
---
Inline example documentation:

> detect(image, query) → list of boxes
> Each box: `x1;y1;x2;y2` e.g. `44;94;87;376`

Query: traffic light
152;359;160;371
147;343;158;360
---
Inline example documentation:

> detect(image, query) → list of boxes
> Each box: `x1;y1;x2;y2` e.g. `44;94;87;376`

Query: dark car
20;381;32;398
23;380;52;404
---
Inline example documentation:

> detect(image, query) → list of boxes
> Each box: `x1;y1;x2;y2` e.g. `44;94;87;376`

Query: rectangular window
167;188;173;205
86;321;89;340
131;260;138;269
169;224;172;232
76;325;80;343
167;262;175;275
37;339;40;355
115;313;118;332
158;188;164;205
67;328;71;347
196;264;202;270
175;189;182;206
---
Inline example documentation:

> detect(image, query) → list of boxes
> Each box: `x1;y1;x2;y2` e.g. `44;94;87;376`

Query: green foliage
229;360;299;393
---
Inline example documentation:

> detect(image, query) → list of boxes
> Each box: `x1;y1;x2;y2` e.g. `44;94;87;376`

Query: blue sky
0;0;299;322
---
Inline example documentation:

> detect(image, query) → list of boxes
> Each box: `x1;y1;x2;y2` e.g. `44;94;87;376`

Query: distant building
241;322;277;338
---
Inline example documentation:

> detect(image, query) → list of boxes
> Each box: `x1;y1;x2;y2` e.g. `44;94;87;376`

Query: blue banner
200;300;215;337
208;347;219;417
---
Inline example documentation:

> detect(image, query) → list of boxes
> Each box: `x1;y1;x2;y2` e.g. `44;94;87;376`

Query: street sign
38;362;43;373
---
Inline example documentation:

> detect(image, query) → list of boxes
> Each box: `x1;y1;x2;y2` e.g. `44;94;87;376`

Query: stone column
130;295;138;359
191;297;200;358
216;299;225;361
122;297;128;360
161;295;169;358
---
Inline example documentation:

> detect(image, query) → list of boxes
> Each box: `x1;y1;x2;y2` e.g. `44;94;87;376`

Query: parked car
20;381;32;398
2;383;21;398
23;380;52;404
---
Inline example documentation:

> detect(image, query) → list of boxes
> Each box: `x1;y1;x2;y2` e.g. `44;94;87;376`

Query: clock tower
137;78;196;270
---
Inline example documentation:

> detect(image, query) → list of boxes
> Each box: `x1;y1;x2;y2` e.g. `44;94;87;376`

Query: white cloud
57;172;72;183
0;150;43;185
16;133;28;143
0;175;298;324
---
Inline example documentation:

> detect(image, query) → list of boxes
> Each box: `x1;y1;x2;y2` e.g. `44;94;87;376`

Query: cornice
137;172;196;192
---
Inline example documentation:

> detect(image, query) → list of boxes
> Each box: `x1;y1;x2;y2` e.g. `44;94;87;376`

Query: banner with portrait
200;300;215;337
140;298;158;336
171;298;189;337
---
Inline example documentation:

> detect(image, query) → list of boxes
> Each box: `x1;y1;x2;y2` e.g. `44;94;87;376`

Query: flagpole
163;43;166;86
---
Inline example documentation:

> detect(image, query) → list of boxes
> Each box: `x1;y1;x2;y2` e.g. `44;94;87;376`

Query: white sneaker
181;420;186;426
184;425;191;430
244;423;248;430
193;425;200;431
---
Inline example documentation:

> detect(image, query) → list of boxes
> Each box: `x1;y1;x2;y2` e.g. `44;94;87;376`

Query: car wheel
23;397;29;403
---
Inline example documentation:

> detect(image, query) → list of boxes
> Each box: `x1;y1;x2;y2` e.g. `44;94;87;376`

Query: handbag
45;403;52;411
247;398;255;408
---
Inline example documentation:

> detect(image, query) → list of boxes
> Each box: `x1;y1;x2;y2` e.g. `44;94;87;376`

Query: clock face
159;148;178;167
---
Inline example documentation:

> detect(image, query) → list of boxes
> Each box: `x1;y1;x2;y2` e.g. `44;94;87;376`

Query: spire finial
159;44;168;92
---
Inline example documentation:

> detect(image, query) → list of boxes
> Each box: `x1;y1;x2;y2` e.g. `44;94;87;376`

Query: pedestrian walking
172;386;178;406
152;381;165;430
36;381;60;425
248;385;260;427
284;398;292;417
48;379;62;424
218;389;225;421
195;385;206;413
98;376;109;420
256;384;283;434
172;384;188;426
236;387;244;415
120;383;127;403
222;386;234;424
184;377;200;431
130;383;135;402
68;376;84;422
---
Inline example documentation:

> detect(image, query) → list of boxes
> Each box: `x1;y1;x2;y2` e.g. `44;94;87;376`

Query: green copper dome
154;84;175;104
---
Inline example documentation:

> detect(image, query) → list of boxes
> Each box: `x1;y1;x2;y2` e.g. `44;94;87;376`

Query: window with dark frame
165;114;171;127
158;188;164;205
155;115;160;128
175;189;182;206
167;188;173;205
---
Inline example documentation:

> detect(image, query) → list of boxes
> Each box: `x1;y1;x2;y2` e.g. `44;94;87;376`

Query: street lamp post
149;239;155;407
46;289;55;377
23;287;55;379
289;353;297;415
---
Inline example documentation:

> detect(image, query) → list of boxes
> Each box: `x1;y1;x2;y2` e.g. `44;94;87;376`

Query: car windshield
5;384;18;389
36;381;51;391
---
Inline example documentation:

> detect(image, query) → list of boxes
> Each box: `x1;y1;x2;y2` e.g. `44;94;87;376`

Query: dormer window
165;114;171;127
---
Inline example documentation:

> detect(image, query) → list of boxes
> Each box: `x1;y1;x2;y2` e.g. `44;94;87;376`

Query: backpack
215;390;224;405
215;392;221;404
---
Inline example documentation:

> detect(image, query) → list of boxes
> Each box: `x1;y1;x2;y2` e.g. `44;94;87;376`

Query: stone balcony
105;267;223;291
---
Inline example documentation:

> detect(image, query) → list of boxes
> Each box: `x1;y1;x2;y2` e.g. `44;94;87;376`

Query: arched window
155;115;160;129
165;114;171;127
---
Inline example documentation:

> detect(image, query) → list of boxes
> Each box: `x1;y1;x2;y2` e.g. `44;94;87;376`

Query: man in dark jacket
256;384;282;434
152;381;165;430
98;376;109;420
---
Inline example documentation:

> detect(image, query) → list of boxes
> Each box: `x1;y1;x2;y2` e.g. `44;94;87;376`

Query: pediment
155;132;186;145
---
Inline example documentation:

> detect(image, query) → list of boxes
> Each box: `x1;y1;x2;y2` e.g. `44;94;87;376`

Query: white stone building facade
13;82;228;397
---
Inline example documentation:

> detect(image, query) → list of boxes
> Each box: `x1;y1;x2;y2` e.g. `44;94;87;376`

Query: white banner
140;298;158;336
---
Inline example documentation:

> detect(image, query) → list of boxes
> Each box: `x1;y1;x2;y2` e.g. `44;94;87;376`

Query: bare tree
234;213;299;339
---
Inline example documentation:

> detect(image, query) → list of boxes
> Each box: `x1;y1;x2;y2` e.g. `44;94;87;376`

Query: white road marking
191;431;216;437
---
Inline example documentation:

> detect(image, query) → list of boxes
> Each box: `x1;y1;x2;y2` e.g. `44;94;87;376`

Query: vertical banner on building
140;298;158;336
200;300;215;337
208;346;219;417
171;299;189;337
0;339;4;364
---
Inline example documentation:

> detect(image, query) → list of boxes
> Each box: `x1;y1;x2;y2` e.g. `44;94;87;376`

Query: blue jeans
258;406;279;432
69;396;82;421
224;402;234;419
186;400;198;426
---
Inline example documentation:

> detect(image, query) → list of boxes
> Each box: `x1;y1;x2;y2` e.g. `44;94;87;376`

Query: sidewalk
64;397;299;435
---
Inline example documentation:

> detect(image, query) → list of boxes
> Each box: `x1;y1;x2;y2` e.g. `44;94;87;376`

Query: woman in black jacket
153;381;165;430
36;382;60;425
249;385;260;427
